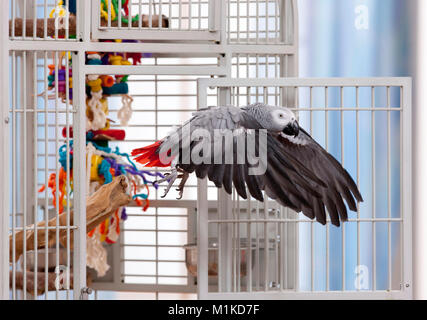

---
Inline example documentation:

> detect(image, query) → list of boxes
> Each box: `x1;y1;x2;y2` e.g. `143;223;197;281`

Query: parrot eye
279;114;283;118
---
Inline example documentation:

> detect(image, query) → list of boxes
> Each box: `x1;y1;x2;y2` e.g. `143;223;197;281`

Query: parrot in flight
131;103;363;226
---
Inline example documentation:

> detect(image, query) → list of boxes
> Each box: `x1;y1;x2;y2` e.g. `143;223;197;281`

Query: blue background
298;0;412;291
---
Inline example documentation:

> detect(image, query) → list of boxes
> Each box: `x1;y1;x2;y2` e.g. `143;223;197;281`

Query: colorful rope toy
40;45;159;277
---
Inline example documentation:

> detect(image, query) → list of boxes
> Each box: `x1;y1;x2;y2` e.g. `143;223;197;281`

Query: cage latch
80;287;93;300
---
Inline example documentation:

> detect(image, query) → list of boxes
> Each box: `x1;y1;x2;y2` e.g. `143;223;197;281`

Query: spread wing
162;106;363;226
274;128;363;226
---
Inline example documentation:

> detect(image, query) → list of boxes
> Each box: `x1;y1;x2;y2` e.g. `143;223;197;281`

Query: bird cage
0;0;412;301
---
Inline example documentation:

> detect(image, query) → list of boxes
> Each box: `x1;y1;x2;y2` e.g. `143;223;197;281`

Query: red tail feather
132;141;173;168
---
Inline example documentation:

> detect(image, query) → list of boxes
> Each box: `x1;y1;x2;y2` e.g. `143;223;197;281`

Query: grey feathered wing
167;106;362;227
274;128;363;226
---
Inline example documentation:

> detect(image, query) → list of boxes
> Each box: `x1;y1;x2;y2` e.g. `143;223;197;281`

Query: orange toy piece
48;64;56;75
100;75;115;88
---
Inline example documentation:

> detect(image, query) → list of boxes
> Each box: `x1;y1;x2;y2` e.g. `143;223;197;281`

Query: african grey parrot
132;103;363;226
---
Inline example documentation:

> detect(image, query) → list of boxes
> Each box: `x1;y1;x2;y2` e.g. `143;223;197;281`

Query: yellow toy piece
109;55;124;65
103;120;111;130
87;78;103;93
109;55;132;67
90;155;104;181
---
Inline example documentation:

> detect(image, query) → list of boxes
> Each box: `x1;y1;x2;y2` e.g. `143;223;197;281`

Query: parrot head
244;103;300;137
271;108;300;137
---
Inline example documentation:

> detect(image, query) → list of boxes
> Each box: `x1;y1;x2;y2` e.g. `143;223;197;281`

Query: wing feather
222;164;234;194
233;164;247;199
276;128;363;226
167;106;362;227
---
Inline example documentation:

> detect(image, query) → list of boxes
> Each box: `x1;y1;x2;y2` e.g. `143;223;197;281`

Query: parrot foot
159;168;178;198
176;171;189;200
156;168;189;199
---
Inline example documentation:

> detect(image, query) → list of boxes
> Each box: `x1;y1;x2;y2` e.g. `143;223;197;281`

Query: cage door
197;77;412;299
1;48;88;300
91;0;222;42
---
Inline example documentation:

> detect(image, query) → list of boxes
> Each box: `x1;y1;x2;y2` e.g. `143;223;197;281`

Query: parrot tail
131;141;172;168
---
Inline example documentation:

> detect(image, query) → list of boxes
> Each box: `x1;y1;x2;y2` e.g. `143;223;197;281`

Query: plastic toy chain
117;94;133;126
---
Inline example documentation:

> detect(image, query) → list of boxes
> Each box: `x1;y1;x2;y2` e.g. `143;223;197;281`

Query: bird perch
11;269;94;296
9;175;131;262
9;15;168;38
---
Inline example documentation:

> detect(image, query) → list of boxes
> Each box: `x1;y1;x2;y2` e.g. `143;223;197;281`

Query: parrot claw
175;171;189;200
160;169;178;198
155;172;172;185
157;168;189;199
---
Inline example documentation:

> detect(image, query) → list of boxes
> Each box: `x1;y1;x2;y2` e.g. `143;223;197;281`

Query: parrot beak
283;120;299;137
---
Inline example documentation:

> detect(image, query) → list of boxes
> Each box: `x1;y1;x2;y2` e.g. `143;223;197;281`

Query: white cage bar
197;77;412;300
